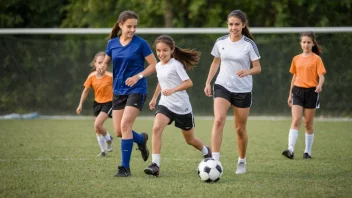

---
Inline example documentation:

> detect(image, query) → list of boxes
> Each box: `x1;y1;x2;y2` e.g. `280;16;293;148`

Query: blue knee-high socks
120;130;144;168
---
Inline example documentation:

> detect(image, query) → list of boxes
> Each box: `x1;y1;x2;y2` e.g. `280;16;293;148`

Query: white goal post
0;27;351;34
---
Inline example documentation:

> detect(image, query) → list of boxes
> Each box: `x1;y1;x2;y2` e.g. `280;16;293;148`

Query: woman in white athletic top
204;10;262;174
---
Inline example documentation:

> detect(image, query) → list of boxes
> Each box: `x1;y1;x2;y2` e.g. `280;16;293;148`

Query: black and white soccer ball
197;158;223;182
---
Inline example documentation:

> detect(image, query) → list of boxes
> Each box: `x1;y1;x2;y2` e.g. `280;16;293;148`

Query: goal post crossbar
0;27;351;34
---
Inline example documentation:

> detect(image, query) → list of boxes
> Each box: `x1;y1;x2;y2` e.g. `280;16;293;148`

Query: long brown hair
89;51;105;71
227;10;254;40
107;10;138;40
154;35;201;70
300;31;322;56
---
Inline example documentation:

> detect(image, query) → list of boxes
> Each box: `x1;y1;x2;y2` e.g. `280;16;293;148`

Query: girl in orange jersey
76;51;113;157
282;32;326;159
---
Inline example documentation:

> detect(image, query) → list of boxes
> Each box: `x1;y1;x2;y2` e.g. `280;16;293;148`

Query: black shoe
144;163;160;176
203;147;212;159
97;152;107;157
137;133;149;161
115;166;131;177
303;153;312;159
282;149;294;159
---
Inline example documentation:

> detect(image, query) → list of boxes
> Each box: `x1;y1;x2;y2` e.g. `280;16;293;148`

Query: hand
76;105;82;114
287;95;292;107
315;85;322;93
204;83;212;97
125;75;139;87
97;65;106;74
236;70;249;77
149;99;157;110
162;88;175;96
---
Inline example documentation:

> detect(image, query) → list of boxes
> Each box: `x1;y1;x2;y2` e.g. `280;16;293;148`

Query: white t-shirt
211;35;261;93
156;58;192;114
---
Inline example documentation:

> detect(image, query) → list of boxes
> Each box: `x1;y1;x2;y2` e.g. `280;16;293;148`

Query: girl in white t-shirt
144;35;211;176
204;10;262;174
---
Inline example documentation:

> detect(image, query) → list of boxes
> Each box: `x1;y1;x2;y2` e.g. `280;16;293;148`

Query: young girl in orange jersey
282;32;326;159
76;51;113;157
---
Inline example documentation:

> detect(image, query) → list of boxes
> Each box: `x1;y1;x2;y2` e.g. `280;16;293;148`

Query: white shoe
106;136;113;152
236;162;246;174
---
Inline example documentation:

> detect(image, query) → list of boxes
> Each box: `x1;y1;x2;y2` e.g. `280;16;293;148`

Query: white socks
304;133;314;155
288;129;299;152
97;135;106;152
212;152;220;161
152;154;160;167
104;131;111;141
201;146;209;155
238;157;246;164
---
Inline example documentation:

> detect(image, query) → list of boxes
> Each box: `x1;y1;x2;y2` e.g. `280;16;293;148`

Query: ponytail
173;47;201;70
107;22;121;40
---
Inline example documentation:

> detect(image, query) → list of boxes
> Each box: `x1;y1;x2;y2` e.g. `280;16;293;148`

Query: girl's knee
235;126;246;138
214;117;226;128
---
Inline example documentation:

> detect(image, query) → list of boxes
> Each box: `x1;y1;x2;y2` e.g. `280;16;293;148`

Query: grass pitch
0;118;351;197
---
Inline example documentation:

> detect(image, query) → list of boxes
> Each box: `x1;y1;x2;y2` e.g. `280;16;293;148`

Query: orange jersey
289;53;326;88
84;71;113;103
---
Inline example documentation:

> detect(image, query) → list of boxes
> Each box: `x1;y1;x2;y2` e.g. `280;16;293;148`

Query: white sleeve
248;42;260;61
175;63;190;82
211;42;220;58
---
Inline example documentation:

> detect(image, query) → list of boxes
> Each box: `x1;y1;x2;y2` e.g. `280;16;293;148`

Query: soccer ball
197;158;223;182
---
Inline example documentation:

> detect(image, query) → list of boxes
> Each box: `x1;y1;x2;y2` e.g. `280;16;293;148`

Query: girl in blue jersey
100;10;157;177
204;10;262;175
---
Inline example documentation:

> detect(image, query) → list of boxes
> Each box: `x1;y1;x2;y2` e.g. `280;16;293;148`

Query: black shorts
213;84;252;108
156;105;195;131
93;101;112;117
292;86;320;109
112;93;147;111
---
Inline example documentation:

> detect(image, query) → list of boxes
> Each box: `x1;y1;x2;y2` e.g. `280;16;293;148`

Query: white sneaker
236;162;246;174
106;136;113;152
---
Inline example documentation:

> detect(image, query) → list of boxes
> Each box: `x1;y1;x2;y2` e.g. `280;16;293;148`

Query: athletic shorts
93;101;112;117
112;93;147;111
292;86;320;109
156;105;195;131
213;84;252;108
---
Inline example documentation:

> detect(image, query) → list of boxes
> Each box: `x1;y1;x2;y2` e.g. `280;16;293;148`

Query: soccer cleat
115;166;131;177
303;153;312;159
136;133;149;161
97;152;107;157
236;162;246;174
282;149;294;159
107;136;113;152
203;147;212;159
144;163;160;176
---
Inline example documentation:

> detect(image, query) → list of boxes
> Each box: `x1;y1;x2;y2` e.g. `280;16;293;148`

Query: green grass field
1;118;351;197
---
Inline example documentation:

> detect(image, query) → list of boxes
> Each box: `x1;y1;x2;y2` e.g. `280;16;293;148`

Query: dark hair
107;10;138;40
154;35;201;70
227;10;254;40
89;51;105;71
300;31;322;56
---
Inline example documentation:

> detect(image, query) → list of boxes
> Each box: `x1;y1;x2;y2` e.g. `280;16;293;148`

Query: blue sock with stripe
121;139;133;168
132;130;144;145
